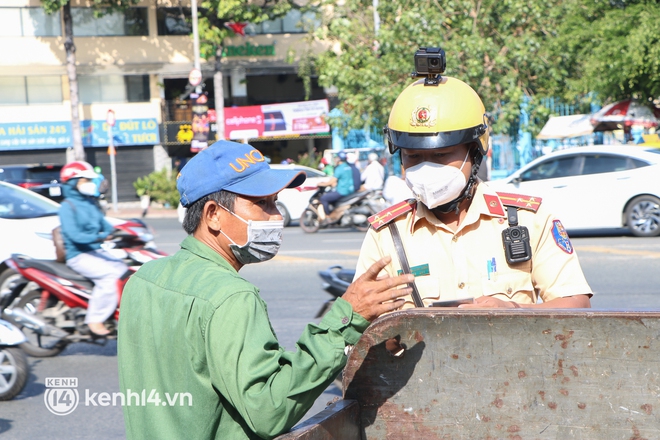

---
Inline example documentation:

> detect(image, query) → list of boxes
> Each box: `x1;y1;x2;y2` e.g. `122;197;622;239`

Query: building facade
0;0;331;201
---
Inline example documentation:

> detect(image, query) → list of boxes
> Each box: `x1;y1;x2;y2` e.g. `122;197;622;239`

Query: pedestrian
355;52;592;310
117;140;413;439
58;161;128;336
361;152;385;191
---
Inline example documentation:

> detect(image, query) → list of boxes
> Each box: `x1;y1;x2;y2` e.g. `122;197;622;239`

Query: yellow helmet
385;76;489;155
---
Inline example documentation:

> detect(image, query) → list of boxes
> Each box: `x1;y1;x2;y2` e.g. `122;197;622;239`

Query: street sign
106;109;116;127
189;68;203;87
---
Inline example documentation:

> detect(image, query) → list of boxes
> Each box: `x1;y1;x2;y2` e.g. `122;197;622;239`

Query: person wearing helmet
58;161;128;336
354;48;592;310
361;152;385;191
316;151;355;221
319;157;334;176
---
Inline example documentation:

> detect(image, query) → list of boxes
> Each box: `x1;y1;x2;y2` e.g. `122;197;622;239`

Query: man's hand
342;256;414;322
458;296;515;309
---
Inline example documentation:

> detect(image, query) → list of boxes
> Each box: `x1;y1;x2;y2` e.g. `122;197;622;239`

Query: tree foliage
309;0;660;135
546;1;660;105
198;0;296;60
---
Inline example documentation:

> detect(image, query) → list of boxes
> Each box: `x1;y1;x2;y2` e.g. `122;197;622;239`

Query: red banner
224;99;329;140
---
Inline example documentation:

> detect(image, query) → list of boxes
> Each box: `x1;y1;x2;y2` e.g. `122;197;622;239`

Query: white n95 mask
404;150;469;209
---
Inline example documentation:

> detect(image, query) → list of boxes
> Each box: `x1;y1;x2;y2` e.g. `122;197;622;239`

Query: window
157;8;191;36
72;8;147;36
0;77;26;105
157;7;320;36
0;8;61;37
521;156;580;181
27;76;63;104
0;76;62;105
581;154;633;175
79;75;150;104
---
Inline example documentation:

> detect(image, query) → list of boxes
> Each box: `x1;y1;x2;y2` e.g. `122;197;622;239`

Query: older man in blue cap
117;141;413;440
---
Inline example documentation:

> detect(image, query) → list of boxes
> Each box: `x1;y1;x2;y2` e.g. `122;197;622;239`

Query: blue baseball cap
177;140;306;207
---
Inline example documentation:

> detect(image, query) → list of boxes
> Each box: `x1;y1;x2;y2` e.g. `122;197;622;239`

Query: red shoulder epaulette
368;199;416;230
496;192;542;213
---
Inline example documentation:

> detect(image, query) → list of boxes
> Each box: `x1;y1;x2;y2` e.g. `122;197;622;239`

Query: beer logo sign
410;106;435;127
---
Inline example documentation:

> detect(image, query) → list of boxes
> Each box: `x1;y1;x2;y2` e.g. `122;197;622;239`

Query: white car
488;145;660;237
270;164;329;226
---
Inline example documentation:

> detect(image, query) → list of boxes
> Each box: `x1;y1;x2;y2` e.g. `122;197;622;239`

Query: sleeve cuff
319;297;370;346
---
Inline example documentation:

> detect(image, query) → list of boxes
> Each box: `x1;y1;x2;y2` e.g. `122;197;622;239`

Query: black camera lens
429;58;439;67
510;228;521;239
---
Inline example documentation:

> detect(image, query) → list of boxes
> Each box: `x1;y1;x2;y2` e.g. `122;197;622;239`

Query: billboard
224;99;330;140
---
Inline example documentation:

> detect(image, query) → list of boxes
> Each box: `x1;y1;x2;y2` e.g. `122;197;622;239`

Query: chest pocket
481;263;534;301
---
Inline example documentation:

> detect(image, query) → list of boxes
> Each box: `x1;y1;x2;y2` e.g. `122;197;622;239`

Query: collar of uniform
410;183;506;232
180;235;239;274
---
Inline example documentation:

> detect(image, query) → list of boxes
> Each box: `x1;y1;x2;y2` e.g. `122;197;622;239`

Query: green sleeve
206;293;368;439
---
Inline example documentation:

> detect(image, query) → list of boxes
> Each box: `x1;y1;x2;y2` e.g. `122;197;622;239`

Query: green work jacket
117;236;368;439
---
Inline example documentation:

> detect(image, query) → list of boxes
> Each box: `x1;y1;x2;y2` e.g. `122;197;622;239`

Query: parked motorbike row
0;218;166;400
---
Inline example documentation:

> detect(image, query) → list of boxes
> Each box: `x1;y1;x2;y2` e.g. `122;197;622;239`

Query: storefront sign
224;99;329;140
222;42;276;57
0;119;159;151
81;118;160;147
0;122;71;150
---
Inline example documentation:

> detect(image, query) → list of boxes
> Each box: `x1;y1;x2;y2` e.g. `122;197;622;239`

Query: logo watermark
45;377;192;416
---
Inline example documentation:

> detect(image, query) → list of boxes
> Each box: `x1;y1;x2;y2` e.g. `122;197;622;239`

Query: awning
536;114;594;140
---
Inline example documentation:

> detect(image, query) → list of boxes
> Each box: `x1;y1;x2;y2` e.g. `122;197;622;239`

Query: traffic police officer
354;48;592;309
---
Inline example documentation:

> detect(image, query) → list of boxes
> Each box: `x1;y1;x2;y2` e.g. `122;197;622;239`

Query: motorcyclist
58;161;128;336
316;151;355;221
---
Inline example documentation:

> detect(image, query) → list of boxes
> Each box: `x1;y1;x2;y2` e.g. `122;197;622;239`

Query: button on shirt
354;183;592;309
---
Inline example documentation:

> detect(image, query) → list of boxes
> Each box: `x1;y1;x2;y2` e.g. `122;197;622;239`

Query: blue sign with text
0;119;160;151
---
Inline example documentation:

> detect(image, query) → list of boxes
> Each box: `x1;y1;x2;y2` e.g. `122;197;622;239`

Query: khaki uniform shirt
355;182;592;309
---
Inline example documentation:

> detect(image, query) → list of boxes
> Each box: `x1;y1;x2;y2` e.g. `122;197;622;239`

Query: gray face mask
218;204;284;265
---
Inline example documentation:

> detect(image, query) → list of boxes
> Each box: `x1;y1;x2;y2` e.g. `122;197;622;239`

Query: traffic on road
1;217;659;438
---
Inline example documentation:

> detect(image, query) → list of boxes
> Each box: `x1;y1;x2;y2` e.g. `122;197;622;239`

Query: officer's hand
342;256;414;322
458;296;518;309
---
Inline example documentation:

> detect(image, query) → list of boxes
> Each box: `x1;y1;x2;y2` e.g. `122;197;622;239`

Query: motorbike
316;265;355;318
3;221;166;357
0;317;29;401
299;187;387;233
0;286;32;400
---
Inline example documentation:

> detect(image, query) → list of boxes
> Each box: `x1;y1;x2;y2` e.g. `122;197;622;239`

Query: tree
307;0;660;136
544;0;660;106
197;0;295;61
40;0;138;161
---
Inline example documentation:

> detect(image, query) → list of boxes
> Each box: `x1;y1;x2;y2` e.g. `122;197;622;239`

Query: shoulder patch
368;199;416;230
496;192;542;213
551;220;573;254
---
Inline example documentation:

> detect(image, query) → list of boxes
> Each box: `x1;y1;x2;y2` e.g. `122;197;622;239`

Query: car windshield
0;182;60;219
26;167;61;182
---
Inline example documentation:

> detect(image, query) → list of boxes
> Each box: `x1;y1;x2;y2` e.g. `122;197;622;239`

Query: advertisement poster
0;119;159;151
224;99;330;140
190;93;210;152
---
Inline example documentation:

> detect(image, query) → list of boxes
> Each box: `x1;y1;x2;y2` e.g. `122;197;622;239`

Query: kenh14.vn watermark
44;377;193;416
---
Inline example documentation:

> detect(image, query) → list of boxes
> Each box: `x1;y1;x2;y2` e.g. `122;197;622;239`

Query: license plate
49;186;62;197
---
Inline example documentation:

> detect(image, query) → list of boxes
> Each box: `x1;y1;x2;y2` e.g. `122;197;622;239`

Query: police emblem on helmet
410;106;435;127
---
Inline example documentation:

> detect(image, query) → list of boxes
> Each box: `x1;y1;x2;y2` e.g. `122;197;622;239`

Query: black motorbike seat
332;190;370;207
15;257;94;287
